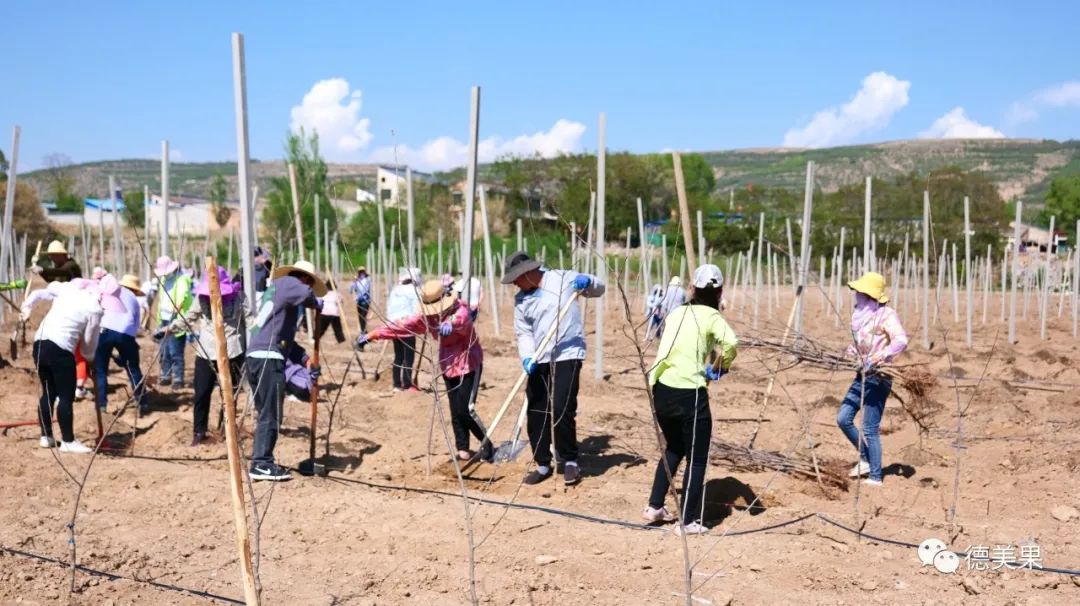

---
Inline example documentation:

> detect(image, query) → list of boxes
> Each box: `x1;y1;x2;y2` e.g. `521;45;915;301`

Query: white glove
19;308;30;323
31;254;39;266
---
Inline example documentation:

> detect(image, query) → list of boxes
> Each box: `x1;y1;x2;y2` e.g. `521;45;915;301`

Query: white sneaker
59;440;93;454
642;506;676;524
74;387;90;400
863;478;882;487
849;460;870;478
39;436;56;448
285;394;301;404
674;521;709;536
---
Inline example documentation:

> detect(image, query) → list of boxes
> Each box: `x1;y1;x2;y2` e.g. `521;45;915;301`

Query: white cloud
1007;81;1080;125
782;71;911;148
371;119;587;171
290;78;373;159
919;107;1004;139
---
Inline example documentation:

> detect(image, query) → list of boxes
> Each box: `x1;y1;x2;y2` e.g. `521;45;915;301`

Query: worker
644;264;737;536
171;266;246;446
152;256;194;389
315;279;346;344
381;268;422;392
348;267;372;339
645;284;665;341
246;259;324;481
838;272;909;487
94;274;149;415
503;251;605;486
358;279;492;462
27;279;104;453
31;240;82;283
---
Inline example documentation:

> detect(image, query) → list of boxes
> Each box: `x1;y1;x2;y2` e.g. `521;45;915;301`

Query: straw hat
154;255;179;277
272;259;328;296
46;240;68;255
119;274;144;296
848;271;889;304
418;279;457;316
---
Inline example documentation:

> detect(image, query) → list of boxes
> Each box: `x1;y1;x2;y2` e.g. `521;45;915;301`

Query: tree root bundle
710;438;849;490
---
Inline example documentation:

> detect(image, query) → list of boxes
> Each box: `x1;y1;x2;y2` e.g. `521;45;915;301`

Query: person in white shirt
315;279;345;343
25;280;105;453
382;268;422;391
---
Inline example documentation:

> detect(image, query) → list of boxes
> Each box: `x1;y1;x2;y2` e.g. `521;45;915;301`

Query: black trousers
648;382;712;524
34;340;76;442
525;359;581;466
356;302;370;334
247;357;285;466
391;337;416;389
192;355;244;435
315;315;345;343
445;368;486;451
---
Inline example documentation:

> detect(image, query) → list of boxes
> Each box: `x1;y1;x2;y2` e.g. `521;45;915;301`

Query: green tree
123;190;145;228
1041;175;1080;243
209;172;231;228
42;153;83;212
0;148;7;180
261;129;336;252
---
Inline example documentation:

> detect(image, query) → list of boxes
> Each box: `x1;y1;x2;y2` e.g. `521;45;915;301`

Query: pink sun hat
194;266;238;298
153;255;179;277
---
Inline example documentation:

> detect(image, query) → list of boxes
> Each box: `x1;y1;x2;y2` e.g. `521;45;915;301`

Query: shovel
297;313;327;477
493;396;530;462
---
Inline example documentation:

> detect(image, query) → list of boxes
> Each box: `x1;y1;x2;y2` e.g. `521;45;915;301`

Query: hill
20;138;1080;203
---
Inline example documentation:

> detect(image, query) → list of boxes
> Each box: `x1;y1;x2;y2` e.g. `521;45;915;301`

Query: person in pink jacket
357;279;492;462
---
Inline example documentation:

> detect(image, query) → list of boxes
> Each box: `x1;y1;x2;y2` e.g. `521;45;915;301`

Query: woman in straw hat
246;259;325;481
838;271;909;487
169;266;247;446
31;240;82;283
358;279;492;463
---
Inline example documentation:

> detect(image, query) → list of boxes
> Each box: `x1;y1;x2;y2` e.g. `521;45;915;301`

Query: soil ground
2;283;1080;605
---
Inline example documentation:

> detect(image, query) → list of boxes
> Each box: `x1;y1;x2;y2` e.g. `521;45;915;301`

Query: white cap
692;264;724;289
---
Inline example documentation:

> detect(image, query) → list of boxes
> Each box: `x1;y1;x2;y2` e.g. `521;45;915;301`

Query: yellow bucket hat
847;271;889;304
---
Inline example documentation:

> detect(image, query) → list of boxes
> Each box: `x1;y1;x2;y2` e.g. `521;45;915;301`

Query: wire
0;544;244;604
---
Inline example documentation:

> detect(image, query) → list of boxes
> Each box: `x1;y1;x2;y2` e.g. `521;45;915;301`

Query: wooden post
636;197;646;299
478;186;500;335
671;152;698;270
696;209;705;268
461;87;480;307
1008;201;1022;344
594;112;606;381
207;256;260;606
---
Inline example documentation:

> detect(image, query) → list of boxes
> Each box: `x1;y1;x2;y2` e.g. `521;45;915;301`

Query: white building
375;165;434;207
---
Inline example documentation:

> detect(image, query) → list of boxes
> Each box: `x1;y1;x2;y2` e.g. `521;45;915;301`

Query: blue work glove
469;308;479;322
439;321;453;337
704;365;723;382
354;334;369;350
522;357;537;375
572;275;592;291
309;364;321;380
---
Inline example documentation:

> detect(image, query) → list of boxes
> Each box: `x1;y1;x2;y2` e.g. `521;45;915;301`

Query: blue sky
3;1;1079;172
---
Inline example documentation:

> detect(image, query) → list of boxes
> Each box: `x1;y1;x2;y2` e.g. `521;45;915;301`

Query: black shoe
249;463;292;482
479;441;494;463
190;433;205;447
158;377;172;387
563;463;581;485
139;405;151;417
524;468;553;485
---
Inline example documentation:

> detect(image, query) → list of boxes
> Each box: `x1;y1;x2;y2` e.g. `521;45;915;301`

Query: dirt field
2;285;1080;605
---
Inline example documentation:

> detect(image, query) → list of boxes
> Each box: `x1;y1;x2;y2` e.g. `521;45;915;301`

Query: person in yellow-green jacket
644;264;737;536
151;256;194;389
